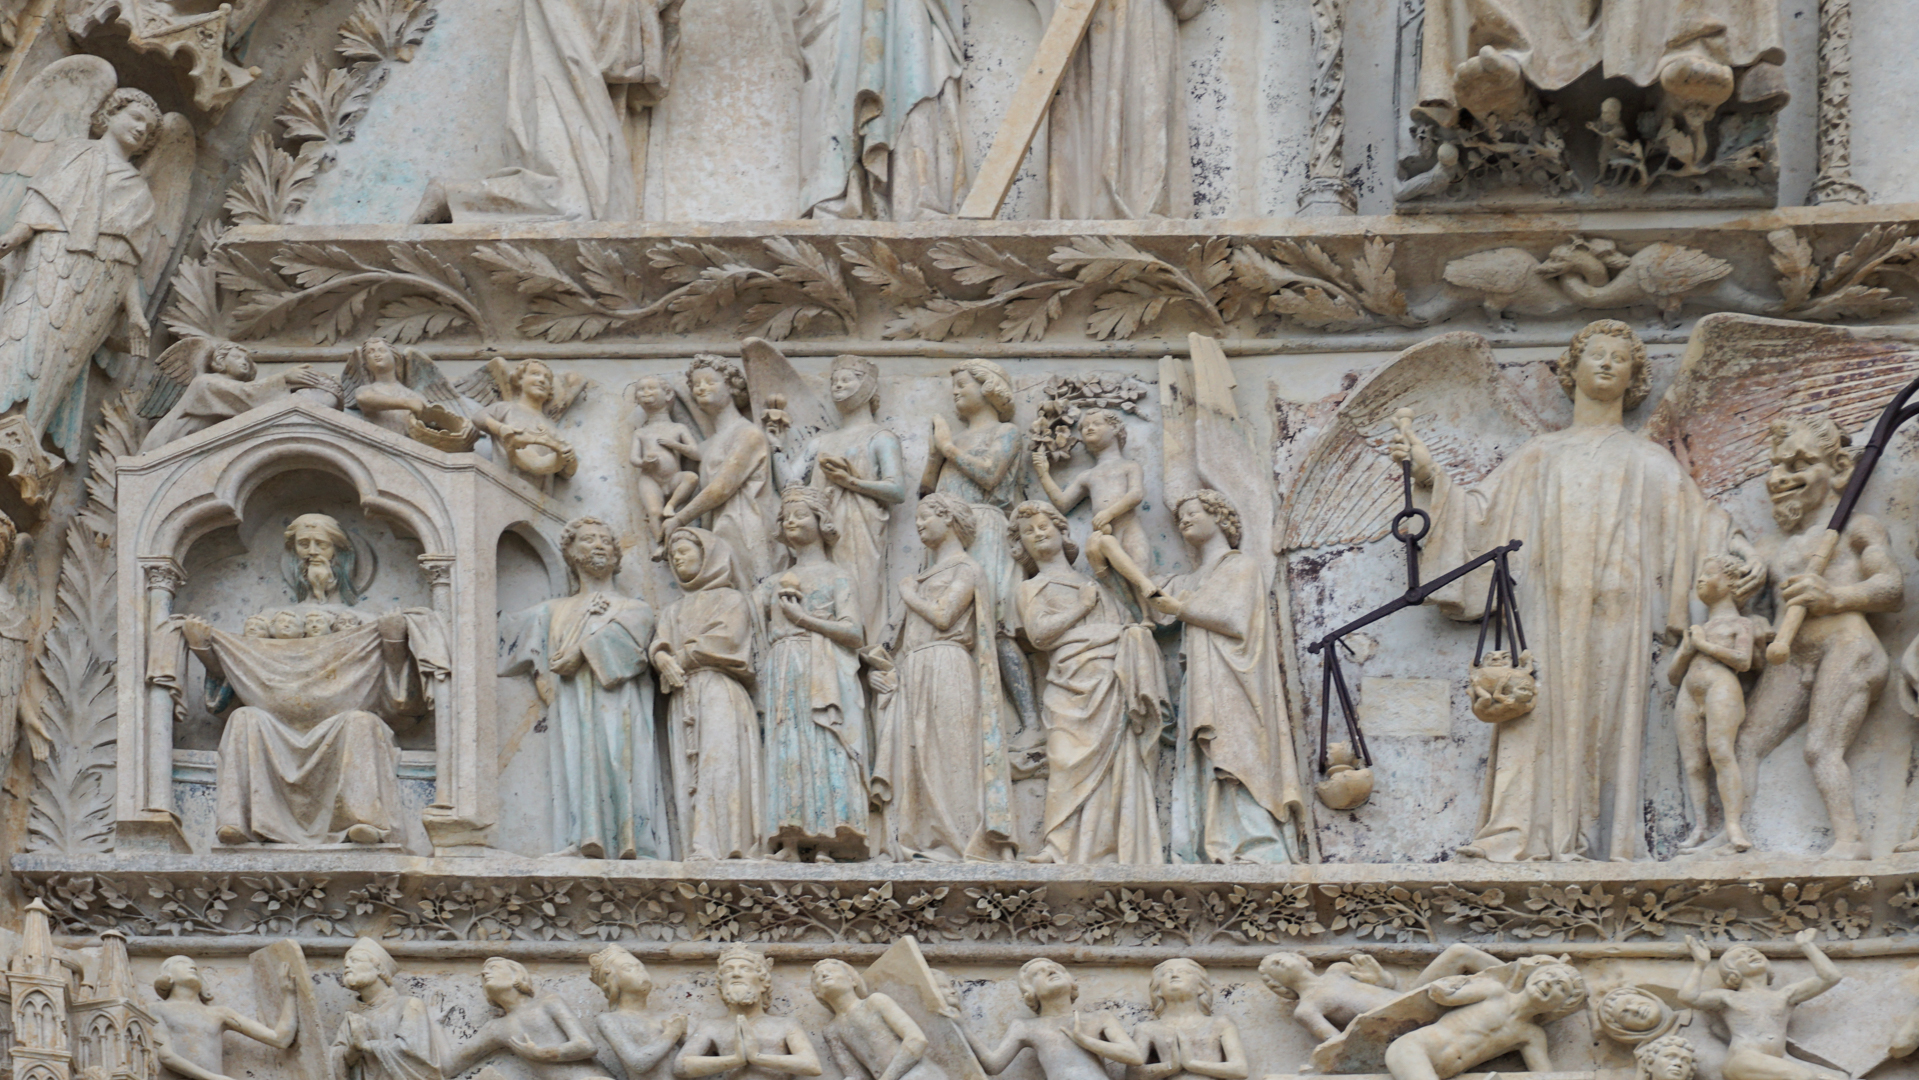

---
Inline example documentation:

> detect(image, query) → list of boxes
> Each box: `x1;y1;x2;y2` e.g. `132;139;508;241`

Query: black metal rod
1308;539;1525;652
1498;555;1527;653
1826;377;1919;534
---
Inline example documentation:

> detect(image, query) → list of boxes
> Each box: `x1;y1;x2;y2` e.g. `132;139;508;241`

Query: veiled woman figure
665;355;781;590
0;87;161;458
1011;501;1166;864
652;527;763;860
872;493;1016;862
758;485;869;861
768;353;904;637
926;359;1038;730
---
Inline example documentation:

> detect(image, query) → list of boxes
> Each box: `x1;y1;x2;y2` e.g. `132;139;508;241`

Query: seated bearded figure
157;513;449;848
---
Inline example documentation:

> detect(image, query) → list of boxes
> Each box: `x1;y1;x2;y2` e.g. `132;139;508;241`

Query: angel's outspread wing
1282;331;1549;551
138;112;195;294
0;55;114;229
402;348;466;408
455;356;512;405
544;370;586;419
136;335;214;420
1648;313;1919;498
741;336;835;481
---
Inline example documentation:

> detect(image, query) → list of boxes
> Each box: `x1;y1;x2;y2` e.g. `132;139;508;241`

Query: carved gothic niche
66;0;265;114
1394;0;1791;211
113;398;567;855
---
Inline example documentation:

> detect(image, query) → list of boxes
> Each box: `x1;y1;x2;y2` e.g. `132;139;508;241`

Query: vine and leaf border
20;871;1904;948
162;226;1919;351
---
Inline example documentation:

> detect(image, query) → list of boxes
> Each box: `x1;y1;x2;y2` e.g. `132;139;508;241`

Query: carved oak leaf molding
1769;225;1919;320
18;869;1892;949
475;237;857;343
25;393;143;855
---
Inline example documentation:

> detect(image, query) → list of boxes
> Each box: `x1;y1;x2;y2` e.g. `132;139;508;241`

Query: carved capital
417;555;456;586
139;558;187;594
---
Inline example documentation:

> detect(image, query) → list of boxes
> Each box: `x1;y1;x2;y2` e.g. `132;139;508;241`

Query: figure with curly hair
0;85;164;458
1011;500;1166;864
666;355;782;589
590;946;688;1080
1128;960;1246;1080
500;516;668;859
1100;490;1303;864
446;958;603;1080
1666;554;1761;855
1679;931;1840;1080
678;945;822;1080
926;358;1041;734
1384;320;1761;862
757;485;869;860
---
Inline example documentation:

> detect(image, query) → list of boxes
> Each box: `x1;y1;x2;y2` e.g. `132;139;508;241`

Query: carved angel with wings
340;337;468;438
138;337;341;453
460;357;587;481
1284;321;1773;864
0;56;192;460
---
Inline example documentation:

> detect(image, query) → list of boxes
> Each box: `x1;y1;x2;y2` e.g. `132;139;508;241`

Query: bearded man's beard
304;556;338;600
720;980;761;1007
1770;494;1807;532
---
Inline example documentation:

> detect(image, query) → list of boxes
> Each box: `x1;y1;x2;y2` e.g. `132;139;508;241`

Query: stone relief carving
1680;932;1840;1080
149;953;299;1080
1404;0;1787;206
589;946;687;1079
330;937;450;1080
1379;958;1585;1080
676;945;823;1080
139;338;341;453
0;55;192;477
66;0;266;114
446;958;604;1079
663;355;780;588
943;958;1143;1080
463;358;586;483
164;513;447;849
501;516;667;861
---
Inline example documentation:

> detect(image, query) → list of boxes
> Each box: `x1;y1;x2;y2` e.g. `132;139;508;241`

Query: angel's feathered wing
0;56;114;230
400;348;467;408
1648;313;1919;499
137;334;213;420
742;337;835;471
454;356;512;406
138;113;195;295
1282;331;1549;552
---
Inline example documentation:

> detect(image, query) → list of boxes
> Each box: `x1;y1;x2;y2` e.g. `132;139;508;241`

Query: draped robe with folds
788;421;901;638
700;420;783;591
1045;0;1206;219
1019;572;1167;863
758;559;869;858
333;992;449;1080
1423;424;1733;862
651;530;763;860
0;137;154;458
1156;549;1305;864
1418;0;1783;107
872;553;1015;861
501;590;668;860
445;0;662;221
150;613;448;847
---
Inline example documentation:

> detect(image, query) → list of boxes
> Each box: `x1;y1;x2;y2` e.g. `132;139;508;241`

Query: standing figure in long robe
1112;490;1304;864
0;87;160;458
871;493;1016;862
767;353;905;637
330;939;449;1080
652;528;763;860
1387;320;1762;862
420;0;663;221
665;355;782;591
757;485;870;861
500;516;669;860
1044;0;1206;219
1011;501;1166;864
927;359;1040;733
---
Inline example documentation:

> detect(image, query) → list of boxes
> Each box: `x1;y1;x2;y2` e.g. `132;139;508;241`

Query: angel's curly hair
688;354;751;413
953;359;1015;422
1175;489;1241;549
91;88;162;156
1556;319;1651;411
917;492;977;548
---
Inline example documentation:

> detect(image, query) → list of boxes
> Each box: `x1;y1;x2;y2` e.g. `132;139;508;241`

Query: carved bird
1394;142;1463;203
1549;237;1776;327
1425;246;1580;329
